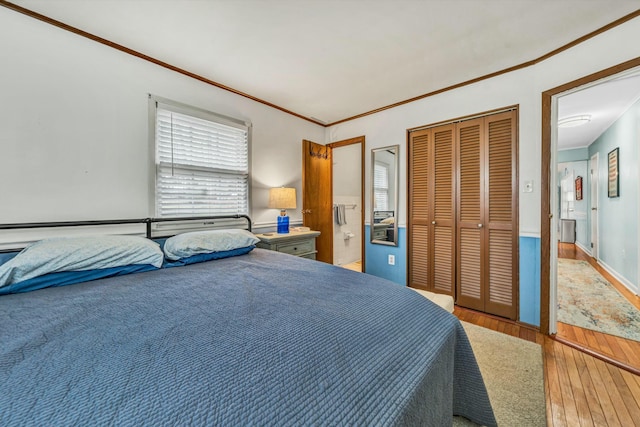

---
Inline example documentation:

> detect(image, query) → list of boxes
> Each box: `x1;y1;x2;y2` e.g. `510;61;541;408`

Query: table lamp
268;187;297;233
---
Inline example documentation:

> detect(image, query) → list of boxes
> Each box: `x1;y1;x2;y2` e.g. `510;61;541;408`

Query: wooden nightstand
254;230;321;260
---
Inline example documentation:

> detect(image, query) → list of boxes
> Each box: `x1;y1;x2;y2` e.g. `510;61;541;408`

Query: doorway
332;142;363;270
302;136;365;269
542;60;640;370
590;153;599;259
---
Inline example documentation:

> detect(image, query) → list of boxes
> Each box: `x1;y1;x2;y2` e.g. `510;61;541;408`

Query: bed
0;217;496;426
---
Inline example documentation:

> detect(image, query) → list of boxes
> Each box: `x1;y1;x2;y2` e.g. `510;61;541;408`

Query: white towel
335;204;347;226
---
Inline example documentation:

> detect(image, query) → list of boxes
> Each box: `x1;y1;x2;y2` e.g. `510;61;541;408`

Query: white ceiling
9;0;640;140
558;70;640;150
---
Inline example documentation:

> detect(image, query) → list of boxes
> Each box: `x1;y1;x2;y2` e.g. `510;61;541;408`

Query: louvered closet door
408;129;431;290
455;111;517;319
484;111;517;319
456;118;485;311
408;125;455;296
430;125;455;296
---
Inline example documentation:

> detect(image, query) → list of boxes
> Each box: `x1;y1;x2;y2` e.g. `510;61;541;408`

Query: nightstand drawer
277;239;314;256
254;230;320;259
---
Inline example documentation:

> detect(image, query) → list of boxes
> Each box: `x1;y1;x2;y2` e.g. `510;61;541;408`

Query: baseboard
575;241;591;256
597;258;639;295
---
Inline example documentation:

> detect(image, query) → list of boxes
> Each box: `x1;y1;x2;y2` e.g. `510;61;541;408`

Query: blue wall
365;227;541;326
364;226;406;285
587;98;639;286
558;147;589;163
519;236;541;326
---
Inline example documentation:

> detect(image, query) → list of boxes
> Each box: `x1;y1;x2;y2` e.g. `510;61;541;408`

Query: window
151;97;250;218
373;161;389;211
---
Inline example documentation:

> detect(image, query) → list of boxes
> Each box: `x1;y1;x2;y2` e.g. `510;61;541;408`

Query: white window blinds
374;161;389;211
154;102;249;218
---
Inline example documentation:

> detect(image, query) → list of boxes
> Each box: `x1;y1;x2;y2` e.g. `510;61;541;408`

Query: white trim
548;94;560;335
597;259;639;296
252;220;303;228
574;241;592;257
519;232;540;239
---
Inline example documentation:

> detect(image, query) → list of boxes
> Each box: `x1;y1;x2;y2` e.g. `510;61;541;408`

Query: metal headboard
0;215;252;252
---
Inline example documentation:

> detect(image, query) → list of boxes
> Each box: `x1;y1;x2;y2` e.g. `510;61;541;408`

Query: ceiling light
558;115;591;128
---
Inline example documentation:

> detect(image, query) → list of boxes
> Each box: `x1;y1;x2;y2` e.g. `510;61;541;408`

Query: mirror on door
371;145;399;246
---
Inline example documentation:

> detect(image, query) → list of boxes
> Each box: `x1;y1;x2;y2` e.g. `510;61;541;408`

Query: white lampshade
268;187;297;210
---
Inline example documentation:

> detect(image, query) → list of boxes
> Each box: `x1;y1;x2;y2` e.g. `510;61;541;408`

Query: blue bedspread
0;249;496;426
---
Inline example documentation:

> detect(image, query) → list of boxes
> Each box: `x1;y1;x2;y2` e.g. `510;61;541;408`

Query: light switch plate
524;180;534;193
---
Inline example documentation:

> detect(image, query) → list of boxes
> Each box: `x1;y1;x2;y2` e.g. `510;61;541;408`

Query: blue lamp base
276;214;290;234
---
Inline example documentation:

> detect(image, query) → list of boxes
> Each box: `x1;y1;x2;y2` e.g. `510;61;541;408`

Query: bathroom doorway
330;137;365;271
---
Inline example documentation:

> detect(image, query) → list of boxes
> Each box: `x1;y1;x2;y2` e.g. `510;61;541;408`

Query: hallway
557;243;640;371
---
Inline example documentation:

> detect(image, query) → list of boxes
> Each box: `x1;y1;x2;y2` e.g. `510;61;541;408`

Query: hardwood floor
557;243;640;371
455;306;640;427
341;260;362;272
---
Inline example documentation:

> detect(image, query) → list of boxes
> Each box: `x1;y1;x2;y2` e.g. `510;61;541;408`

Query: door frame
590;152;599;259
327;136;366;270
303;136;365;267
540;57;640;334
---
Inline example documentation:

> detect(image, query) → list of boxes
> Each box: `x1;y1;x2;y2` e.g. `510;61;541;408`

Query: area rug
453;321;546;426
557;258;640;341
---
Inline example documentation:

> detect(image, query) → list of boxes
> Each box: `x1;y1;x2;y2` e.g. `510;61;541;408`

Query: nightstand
254;230;321;260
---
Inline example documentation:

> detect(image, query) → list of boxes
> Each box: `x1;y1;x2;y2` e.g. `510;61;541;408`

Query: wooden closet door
484;111;518;319
430;124;455;296
455;118;485;310
455;111;518;320
408;125;455;296
408;129;431;291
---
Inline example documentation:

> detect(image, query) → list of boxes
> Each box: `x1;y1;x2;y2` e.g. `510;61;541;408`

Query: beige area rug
557;258;640;341
453;322;546;426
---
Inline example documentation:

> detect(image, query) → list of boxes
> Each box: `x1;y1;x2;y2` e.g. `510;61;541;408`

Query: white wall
326;16;640;237
333;144;361;265
2;6;639;243
0;8;324;229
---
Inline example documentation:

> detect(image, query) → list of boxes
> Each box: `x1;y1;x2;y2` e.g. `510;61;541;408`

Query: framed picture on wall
575;176;583;200
608;147;619;198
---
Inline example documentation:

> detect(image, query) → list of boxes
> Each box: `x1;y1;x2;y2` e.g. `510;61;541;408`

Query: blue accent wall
519;236;541;326
364;226;406;286
587;98;639;287
365;227;542;326
558;147;589;162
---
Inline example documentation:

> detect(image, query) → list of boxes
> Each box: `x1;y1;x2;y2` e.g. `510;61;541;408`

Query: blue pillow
162;245;255;268
0;251;19;267
0;235;164;289
0;264;158;295
163;229;260;261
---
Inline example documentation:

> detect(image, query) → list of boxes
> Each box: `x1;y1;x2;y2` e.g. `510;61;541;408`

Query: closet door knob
431;221;436;225
478;223;483;228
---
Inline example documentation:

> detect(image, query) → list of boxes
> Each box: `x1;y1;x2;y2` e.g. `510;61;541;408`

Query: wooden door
484;111;517;319
408;129;431;290
409;109;517;320
455;112;517;319
302;140;333;263
456;118;485;310
408;125;455;296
